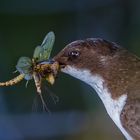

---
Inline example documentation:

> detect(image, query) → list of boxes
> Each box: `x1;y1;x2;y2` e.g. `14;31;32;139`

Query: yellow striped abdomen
0;74;25;86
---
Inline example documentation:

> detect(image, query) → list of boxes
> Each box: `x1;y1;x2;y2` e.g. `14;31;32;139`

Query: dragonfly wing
41;31;55;60
33;32;55;62
16;57;32;80
33;46;44;61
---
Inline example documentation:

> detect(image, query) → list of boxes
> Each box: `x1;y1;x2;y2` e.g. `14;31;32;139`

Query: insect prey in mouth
0;31;60;112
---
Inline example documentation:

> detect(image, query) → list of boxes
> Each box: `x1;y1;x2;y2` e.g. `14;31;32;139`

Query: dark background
0;0;139;140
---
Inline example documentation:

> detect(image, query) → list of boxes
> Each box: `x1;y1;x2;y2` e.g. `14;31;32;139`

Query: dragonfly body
32;60;59;93
34;61;59;82
0;74;25;86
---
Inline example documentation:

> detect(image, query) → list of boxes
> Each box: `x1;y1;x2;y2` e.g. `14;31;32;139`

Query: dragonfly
0;31;59;111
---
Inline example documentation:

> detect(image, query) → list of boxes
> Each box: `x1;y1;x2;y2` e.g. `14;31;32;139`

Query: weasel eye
68;51;80;58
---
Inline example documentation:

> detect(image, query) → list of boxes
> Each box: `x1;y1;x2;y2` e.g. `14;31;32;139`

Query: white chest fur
62;66;133;140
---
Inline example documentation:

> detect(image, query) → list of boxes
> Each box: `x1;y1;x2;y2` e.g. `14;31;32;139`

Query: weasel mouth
51;59;66;69
58;62;66;69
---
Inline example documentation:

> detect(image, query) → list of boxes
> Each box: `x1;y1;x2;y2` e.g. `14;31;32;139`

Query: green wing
33;31;55;61
41;31;55;59
33;45;44;61
16;57;32;80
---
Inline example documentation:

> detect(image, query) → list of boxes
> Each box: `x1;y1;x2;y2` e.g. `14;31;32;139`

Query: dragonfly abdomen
0;74;25;86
